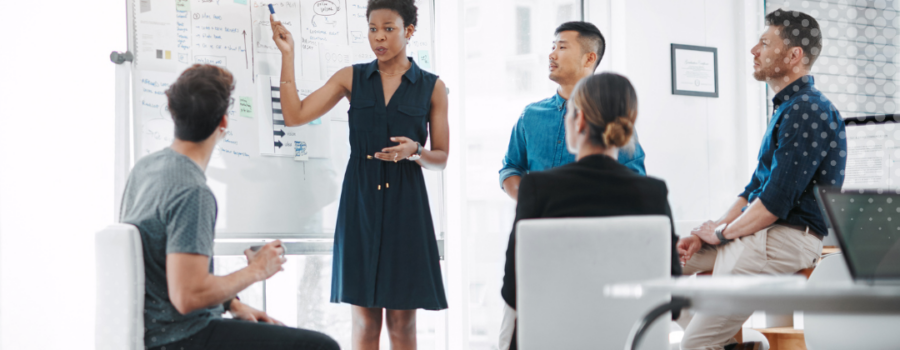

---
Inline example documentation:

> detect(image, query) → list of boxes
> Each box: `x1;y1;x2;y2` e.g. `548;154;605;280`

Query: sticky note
176;0;190;11
310;118;322;125
294;140;309;161
418;50;431;69
165;51;172;59
234;0;247;4
239;96;253;118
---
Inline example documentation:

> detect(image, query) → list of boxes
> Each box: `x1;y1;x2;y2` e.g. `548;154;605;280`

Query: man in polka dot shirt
675;9;847;350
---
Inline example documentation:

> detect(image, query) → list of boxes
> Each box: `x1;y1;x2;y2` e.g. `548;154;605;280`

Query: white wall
0;1;124;348
590;0;768;234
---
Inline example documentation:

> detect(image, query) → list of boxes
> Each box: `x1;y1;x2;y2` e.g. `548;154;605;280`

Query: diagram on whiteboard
258;76;331;158
136;71;177;156
251;1;303;77
191;0;254;79
299;0;348;79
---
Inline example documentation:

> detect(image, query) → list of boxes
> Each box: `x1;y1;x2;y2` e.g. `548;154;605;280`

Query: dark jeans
149;319;340;350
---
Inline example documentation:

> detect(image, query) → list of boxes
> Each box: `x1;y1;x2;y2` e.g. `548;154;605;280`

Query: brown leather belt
776;223;824;240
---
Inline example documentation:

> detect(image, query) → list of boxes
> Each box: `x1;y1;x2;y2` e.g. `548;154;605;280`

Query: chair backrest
95;224;144;350
516;216;672;350
805;253;900;350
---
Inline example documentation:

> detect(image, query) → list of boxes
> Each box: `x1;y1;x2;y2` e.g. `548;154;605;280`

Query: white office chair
804;253;900;350
95;224;144;350
516;216;672;350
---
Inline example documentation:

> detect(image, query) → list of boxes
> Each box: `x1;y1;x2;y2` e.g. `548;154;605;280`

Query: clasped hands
228;298;285;326
374;137;418;162
676;220;724;265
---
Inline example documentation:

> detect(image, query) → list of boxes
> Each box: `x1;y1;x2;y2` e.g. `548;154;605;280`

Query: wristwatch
223;296;239;311
407;142;423;161
715;223;732;246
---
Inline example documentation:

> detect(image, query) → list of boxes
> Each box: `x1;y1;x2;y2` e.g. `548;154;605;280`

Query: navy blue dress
330;59;448;310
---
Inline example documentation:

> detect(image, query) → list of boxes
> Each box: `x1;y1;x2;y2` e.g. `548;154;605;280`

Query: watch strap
223;296;239;312
407;142;423;161
715;223;732;246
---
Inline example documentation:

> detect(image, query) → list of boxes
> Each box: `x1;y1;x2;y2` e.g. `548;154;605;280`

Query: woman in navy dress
270;0;448;348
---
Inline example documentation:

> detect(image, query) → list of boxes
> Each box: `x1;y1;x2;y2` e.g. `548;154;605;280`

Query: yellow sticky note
165;51;171;59
239;97;253;118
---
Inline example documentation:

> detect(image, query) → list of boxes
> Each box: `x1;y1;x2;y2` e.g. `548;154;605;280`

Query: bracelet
280;80;293;85
715;223;732;246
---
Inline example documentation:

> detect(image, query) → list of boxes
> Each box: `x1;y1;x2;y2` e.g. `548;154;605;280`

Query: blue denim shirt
499;92;646;187
741;76;846;236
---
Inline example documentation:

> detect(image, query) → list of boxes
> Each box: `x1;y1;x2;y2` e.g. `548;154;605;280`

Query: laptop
815;186;900;285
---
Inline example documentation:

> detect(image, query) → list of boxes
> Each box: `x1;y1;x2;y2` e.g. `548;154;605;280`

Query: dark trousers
509;322;518;350
149;319;340;350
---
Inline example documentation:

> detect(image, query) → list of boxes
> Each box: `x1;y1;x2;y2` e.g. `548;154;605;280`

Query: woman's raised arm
271;15;352;127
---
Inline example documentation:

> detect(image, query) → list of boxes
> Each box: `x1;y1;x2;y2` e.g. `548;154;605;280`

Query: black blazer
501;154;682;309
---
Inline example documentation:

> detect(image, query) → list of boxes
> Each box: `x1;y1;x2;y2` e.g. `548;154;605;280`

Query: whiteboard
126;0;441;239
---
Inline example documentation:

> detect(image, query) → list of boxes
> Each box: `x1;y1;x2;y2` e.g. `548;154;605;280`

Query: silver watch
407;142;423;161
715;223;732;246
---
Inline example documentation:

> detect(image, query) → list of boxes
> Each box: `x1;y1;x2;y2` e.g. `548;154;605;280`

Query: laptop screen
817;187;900;282
842;116;900;190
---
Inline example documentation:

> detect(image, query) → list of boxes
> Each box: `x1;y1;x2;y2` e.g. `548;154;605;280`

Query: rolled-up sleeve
499;113;529;188
618;132;647;176
740;169;763;200
758;100;838;219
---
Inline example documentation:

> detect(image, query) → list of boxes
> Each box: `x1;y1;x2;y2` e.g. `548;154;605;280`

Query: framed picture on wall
670;44;718;98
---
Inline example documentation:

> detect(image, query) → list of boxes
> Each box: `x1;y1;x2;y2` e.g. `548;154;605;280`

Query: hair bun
602;116;634;148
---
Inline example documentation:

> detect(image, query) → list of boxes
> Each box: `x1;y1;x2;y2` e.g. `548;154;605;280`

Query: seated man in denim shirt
500;22;645;201
675;10;846;350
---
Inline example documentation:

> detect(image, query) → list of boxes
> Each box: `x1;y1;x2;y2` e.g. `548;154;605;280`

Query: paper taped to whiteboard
258;76;331;158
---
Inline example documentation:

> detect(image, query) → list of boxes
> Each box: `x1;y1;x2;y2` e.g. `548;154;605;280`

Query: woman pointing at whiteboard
270;0;448;348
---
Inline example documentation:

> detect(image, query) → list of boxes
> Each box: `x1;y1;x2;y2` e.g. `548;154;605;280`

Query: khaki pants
679;225;823;350
499;304;516;350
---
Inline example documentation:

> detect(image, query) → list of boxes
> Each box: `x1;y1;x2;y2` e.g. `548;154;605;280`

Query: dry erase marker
268;4;278;22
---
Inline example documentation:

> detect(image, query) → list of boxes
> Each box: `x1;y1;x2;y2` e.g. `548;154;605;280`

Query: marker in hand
268;4;278;22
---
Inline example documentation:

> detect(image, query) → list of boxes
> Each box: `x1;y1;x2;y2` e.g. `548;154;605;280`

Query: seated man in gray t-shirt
119;64;339;350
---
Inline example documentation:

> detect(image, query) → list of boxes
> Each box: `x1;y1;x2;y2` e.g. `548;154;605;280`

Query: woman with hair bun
498;73;681;350
269;0;448;348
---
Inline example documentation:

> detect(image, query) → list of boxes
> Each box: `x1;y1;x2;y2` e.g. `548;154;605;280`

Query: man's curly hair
367;0;417;28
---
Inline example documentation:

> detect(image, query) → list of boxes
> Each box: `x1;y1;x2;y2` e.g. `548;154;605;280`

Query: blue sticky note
310;118;322;125
234;0;247;4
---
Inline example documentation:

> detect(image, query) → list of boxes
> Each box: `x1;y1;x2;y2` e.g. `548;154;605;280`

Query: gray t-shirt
119;147;223;348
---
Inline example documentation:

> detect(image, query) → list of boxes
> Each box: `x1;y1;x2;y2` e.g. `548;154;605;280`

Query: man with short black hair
675;10;845;350
120;64;339;350
497;21;646;350
500;21;646;202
